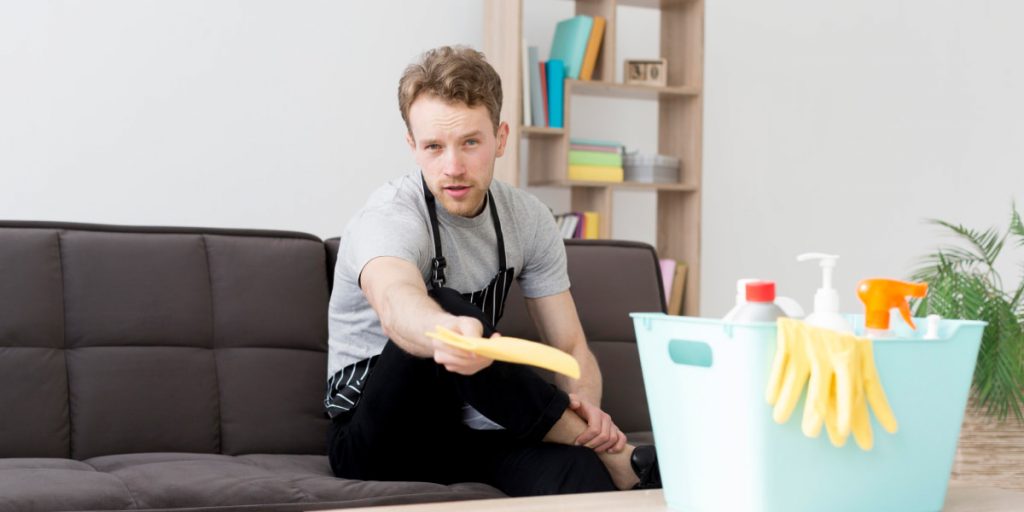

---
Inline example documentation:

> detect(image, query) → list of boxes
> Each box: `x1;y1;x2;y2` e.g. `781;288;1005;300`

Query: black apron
422;177;515;327
324;179;516;419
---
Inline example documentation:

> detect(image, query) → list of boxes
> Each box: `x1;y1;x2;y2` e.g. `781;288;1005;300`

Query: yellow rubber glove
850;382;874;450
824;378;848;447
770;319;898;451
858;338;898;434
425;326;581;379
826;335;858;439
767;319;811;424
801;327;830;437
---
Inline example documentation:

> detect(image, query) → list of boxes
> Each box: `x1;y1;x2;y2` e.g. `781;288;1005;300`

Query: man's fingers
453;317;484;339
574;420;601;446
611;429;627;453
585;416;612;449
594;423;622;452
600;428;625;453
433;341;479;369
594;435;617;453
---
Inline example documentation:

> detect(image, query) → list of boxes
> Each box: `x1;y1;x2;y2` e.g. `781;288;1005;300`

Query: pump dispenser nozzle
797;253;851;332
797;253;840;314
856;279;929;334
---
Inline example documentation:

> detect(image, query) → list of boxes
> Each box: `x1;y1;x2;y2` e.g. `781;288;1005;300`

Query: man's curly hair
398;45;503;135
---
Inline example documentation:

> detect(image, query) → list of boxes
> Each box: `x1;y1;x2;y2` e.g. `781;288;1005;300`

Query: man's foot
630;445;661;489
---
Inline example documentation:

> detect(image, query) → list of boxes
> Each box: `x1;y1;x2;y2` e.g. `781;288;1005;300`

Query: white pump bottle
796;253;853;333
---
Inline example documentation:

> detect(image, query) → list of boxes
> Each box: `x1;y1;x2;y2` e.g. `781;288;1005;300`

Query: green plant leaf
928;219;1004;269
1010;202;1024;247
916;208;1024;423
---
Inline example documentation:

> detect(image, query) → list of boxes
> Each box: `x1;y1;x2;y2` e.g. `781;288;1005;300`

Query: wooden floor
329;482;1024;512
953;406;1024;491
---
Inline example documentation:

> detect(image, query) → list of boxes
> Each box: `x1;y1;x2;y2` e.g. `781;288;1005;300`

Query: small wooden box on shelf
484;0;703;316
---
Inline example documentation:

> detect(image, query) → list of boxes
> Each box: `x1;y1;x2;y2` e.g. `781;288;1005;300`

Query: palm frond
969;289;1024;422
1010;202;1024;247
917;207;1024;423
1012;262;1024;312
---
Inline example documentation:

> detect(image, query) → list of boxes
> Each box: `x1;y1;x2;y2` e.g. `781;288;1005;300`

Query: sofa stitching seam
80;459;142;510
201;234;225;455
56;229;73;460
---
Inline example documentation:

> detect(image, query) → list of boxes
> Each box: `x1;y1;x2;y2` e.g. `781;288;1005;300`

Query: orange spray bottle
856;279;929;338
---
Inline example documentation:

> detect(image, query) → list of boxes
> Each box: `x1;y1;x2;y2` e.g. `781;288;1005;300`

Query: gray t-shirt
326;170;570;379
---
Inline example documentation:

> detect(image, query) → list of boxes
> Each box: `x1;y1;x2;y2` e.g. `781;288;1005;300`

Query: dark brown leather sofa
0;221;663;512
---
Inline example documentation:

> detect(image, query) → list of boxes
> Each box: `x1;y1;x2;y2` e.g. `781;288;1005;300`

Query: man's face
406;94;508;218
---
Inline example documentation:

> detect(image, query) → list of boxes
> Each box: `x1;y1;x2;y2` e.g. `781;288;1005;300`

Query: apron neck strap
421;176;507;289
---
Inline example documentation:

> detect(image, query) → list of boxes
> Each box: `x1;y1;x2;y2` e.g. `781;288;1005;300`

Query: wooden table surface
328;481;1024;512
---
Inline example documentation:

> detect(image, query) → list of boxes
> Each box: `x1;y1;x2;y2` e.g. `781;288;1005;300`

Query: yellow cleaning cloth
766;318;898;450
425;326;581;380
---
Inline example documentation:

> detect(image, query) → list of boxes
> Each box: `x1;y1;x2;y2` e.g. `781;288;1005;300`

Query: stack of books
523;14;606;128
554;211;600;240
568;138;624;183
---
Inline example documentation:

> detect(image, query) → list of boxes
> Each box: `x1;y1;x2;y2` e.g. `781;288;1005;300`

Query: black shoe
630;445;662;489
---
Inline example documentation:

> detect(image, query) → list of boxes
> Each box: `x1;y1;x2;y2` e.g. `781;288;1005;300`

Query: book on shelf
666;260;688;315
579;16;606;81
570;138;623;149
659;258;676;306
545;59;565;128
570;143;621;154
582;211;600;239
539;61;549;127
569;150;622;167
557;213;579;239
550;15;593;80
521;41;531;127
526;46;544;127
554;211;600;240
568;165;624;183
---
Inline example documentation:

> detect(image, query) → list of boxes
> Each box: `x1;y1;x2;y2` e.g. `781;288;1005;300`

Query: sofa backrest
0;222;331;459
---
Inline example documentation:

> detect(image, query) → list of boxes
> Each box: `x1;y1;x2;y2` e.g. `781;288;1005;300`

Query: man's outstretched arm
361;256;492;375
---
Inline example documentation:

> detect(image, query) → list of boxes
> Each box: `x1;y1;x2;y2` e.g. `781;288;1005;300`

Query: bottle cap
746;281;776;303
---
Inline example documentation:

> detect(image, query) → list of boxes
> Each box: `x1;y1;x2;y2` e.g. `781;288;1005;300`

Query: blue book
527;46;545;127
546;60;566;128
549;15;593;80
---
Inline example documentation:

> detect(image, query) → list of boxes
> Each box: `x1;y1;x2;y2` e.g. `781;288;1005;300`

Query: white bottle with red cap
729;281;788;322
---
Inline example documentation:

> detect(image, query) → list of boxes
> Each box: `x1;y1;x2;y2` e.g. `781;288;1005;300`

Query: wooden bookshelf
521;126;566;137
484;0;704;316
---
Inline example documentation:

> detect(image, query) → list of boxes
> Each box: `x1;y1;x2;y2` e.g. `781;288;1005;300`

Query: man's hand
432;316;495;376
569;393;627;453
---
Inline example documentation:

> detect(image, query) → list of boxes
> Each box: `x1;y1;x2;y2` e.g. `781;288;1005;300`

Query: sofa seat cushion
83;453;505;510
0;458;137;512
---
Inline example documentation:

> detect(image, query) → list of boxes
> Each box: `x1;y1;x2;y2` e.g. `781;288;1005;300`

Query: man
325;45;659;496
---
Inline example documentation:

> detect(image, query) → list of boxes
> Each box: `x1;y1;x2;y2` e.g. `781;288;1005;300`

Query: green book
569;150;622;167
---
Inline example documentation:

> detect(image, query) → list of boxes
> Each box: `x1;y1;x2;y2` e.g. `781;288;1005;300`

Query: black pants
327;288;616;496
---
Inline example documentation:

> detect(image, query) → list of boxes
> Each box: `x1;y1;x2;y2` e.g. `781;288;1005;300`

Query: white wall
702;0;1024;315
0;0;481;236
3;1;1022;317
